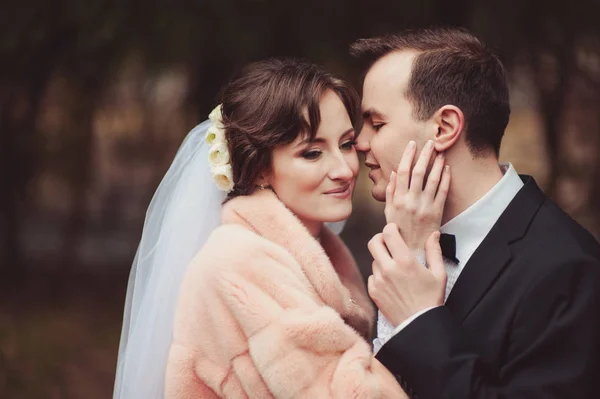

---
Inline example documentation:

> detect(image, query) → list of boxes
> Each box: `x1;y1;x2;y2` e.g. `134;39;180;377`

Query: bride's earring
259;184;266;190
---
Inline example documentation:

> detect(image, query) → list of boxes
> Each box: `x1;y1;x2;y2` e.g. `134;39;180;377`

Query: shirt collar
440;163;524;264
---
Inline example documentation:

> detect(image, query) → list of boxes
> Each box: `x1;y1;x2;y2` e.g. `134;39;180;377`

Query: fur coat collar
222;189;374;339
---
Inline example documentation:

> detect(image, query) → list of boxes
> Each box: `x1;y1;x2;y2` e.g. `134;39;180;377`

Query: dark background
2;0;600;397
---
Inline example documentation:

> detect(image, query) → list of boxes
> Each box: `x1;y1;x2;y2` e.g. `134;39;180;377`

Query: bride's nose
328;152;354;181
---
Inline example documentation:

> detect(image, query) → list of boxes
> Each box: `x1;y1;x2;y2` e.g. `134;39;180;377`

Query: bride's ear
432;105;464;153
255;171;271;190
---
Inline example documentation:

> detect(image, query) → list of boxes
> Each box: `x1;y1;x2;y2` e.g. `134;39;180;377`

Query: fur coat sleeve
165;224;406;399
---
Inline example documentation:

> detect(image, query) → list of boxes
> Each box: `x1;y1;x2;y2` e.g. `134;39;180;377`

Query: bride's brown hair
219;58;360;198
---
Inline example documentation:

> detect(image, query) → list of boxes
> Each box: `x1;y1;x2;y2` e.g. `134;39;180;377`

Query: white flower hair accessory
206;104;234;192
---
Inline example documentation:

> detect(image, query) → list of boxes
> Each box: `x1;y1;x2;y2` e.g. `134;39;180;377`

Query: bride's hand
385;140;450;250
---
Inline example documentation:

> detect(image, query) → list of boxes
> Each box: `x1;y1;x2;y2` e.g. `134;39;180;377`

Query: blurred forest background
2;0;600;397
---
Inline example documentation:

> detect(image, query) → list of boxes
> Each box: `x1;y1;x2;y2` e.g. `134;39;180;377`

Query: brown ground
1;272;128;399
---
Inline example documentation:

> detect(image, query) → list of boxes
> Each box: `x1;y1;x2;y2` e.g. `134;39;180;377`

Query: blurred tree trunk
60;80;102;272
187;58;230;118
583;75;600;238
529;43;574;198
0;18;74;280
435;0;469;27
591;151;600;238
0;88;24;278
522;0;575;198
0;77;50;282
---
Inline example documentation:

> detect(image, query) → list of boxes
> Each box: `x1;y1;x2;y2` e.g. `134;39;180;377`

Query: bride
113;58;408;398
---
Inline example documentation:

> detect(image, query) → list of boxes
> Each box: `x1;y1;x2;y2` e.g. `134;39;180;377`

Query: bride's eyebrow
339;128;356;139
295;127;355;147
295;136;324;147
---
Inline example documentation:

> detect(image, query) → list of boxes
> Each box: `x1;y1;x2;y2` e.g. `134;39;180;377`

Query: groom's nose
355;128;372;153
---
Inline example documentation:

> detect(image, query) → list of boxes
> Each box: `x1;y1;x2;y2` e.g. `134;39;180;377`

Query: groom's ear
432;105;464;152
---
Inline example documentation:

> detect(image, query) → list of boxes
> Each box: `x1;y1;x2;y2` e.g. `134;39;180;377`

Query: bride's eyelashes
301;140;357;160
341;140;357;151
301;149;322;160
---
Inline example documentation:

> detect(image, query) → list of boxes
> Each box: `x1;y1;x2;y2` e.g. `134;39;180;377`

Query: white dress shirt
373;163;524;353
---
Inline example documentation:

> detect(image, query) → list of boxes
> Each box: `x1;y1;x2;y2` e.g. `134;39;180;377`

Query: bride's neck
299;218;324;239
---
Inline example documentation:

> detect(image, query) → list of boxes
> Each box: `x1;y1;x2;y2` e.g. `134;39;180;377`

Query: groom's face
356;51;431;201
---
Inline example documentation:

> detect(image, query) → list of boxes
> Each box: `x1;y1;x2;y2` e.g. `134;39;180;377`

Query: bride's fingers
424;152;445;199
395;141;416;198
409;140;435;194
434;165;451;209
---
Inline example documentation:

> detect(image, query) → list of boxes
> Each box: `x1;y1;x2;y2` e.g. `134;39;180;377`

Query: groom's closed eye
362;108;387;132
364;118;385;132
372;122;386;132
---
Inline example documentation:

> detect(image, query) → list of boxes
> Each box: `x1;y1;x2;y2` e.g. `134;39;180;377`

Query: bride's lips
324;183;353;199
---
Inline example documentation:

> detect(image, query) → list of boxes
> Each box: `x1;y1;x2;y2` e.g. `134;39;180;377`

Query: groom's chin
371;185;386;202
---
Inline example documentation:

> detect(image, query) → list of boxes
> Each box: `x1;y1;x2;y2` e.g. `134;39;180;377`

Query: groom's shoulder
505;194;600;296
527;194;600;261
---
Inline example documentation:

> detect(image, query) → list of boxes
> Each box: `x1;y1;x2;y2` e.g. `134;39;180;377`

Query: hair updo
219;58;361;198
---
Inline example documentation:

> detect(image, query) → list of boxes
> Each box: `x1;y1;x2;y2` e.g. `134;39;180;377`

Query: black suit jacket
376;176;600;399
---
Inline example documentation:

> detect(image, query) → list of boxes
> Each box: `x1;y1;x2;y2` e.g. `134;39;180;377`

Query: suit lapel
444;227;512;322
445;175;546;322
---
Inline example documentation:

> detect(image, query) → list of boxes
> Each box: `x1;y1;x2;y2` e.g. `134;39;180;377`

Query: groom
351;28;600;398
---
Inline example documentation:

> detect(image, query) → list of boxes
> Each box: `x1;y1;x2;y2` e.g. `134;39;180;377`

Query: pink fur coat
165;189;406;398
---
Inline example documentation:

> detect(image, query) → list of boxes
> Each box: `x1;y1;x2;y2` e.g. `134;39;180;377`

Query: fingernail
437;153;444;160
426;140;434;149
445;165;450;172
435;231;441;240
408;141;416;149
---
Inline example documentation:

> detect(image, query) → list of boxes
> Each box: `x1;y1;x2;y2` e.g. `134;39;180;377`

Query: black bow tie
439;233;460;263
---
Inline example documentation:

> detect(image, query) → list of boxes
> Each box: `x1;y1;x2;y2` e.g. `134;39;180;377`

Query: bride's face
267;90;359;232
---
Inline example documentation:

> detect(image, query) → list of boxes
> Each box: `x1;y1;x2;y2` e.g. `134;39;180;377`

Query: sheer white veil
113;120;224;398
112;120;346;398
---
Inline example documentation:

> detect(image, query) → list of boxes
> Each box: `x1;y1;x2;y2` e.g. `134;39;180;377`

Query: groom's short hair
350;28;510;157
